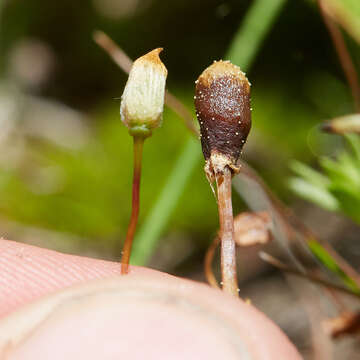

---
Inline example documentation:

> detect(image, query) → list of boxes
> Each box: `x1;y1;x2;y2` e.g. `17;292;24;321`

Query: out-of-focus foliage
0;0;359;263
290;134;360;224
308;239;360;293
289;0;360;227
325;0;360;44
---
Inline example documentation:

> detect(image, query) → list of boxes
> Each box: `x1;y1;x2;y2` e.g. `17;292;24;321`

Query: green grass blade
226;0;286;69
308;239;360;294
131;137;200;265
290;160;331;187
288;177;339;211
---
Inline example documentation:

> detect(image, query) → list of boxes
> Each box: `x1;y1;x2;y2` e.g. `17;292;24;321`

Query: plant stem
317;0;360;112
131;137;200;265
204;234;221;289
259;252;360;299
93;30;132;73
94;0;287;265
216;167;238;296
121;136;144;274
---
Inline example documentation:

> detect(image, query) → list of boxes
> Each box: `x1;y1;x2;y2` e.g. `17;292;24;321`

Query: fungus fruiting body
195;60;251;296
195;60;251;182
120;48;167;274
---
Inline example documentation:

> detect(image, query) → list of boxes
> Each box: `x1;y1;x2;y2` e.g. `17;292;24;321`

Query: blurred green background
0;0;358;263
2;0;360;356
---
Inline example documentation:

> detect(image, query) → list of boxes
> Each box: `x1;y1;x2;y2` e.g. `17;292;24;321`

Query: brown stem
204;234;221;288
216;167;238;296
93;30;132;73
318;0;360;112
121;137;144;274
259;252;360;299
164;92;199;136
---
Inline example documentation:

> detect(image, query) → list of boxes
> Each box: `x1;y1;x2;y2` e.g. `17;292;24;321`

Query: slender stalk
131;137;200;265
93;0;287;265
204;234;221;289
96;30;360;295
164;92;199;136
121;136;144;274
93;30;132;73
318;0;360;112
259;252;360;299
216;167;238;296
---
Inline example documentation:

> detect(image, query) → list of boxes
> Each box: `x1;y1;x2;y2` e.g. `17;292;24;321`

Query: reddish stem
121;137;144;274
204;234;221;289
318;0;360;112
216;167;238;296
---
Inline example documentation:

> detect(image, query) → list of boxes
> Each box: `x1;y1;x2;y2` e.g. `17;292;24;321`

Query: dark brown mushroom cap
195;60;251;171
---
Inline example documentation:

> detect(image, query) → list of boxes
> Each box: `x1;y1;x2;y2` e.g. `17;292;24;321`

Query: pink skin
0;239;301;359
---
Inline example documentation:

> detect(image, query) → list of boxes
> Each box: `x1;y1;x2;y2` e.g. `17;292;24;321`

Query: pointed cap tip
135;48;167;75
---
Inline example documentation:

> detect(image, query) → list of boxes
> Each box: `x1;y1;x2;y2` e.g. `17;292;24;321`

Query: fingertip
1;274;301;360
0;239;151;317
